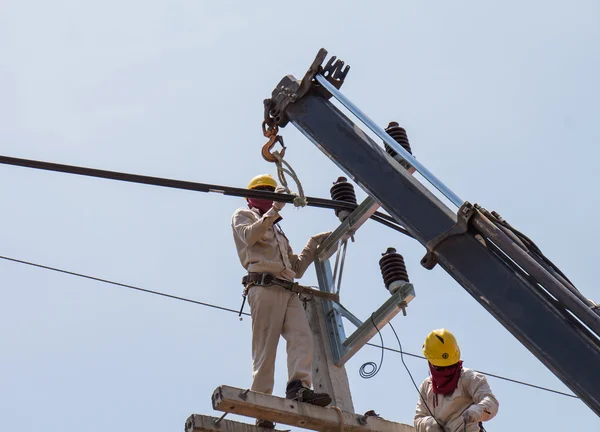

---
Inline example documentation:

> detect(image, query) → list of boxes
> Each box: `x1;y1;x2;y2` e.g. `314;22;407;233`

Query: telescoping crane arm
262;49;600;417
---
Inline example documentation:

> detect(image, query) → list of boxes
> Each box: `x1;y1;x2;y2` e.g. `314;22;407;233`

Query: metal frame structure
264;49;600;417
313;195;416;366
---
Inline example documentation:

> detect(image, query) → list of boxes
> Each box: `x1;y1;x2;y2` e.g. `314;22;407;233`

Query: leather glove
272;186;287;212
462;404;483;424
312;231;332;245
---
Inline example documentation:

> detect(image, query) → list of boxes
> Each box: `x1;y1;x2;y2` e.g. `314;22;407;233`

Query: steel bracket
421;202;477;270
319;195;380;261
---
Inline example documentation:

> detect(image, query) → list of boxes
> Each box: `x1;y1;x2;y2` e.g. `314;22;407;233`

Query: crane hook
261;121;286;163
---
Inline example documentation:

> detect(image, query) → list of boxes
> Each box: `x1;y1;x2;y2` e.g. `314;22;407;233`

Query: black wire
364;342;578;399
0;154;590;405
0;155;412;238
359;314;384;379
368;214;407;235
0;255;250;317
488;211;575;289
387;322;444;430
482;238;600;352
0;253;579;399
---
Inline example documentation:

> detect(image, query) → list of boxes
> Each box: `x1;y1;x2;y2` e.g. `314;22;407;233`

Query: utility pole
185;200;415;432
185;49;417;432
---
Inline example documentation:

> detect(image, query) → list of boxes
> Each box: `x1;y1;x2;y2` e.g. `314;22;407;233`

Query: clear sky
1;1;599;431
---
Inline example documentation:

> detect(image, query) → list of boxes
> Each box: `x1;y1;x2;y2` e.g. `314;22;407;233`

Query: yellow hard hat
422;328;461;367
247;174;277;190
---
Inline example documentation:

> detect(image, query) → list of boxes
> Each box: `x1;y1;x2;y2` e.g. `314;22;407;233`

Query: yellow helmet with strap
248;174;277;190
422;328;461;367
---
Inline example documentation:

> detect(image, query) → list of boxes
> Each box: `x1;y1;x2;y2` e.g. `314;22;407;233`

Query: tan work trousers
247;284;313;395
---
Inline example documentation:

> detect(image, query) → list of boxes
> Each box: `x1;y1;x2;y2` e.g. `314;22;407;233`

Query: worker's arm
232;208;280;246
287;232;331;278
414;380;444;432
463;370;499;422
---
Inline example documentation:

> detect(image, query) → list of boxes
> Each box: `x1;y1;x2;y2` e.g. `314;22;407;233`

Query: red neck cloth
429;361;463;395
247;198;272;213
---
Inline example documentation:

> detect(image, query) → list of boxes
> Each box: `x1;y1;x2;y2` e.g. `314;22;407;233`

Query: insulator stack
330;176;357;221
384;122;413;171
379;247;409;294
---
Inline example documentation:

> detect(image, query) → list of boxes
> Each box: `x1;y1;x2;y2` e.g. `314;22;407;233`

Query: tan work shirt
231;207;320;281
414;368;499;432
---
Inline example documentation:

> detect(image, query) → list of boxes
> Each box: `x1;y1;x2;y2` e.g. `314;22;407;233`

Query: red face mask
429;360;463;395
247;198;273;213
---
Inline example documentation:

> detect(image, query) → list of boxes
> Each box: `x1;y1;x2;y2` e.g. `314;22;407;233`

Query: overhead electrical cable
0;253;577;399
0;155;411;237
0;255;249;316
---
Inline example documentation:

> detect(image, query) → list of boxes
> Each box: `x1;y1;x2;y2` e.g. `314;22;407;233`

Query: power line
387;321;445;431
0;255;250;316
366;345;578;399
0;254;577;399
0;155;411;237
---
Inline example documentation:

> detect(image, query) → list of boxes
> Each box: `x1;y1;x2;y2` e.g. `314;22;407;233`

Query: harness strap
241;273;339;302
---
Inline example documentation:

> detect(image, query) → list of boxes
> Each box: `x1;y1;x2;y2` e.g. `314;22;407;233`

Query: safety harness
237;272;339;318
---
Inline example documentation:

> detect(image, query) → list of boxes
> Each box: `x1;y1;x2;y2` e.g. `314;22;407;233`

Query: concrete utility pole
305;297;354;413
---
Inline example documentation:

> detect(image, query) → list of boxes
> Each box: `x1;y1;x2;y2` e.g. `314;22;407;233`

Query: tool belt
242;272;294;288
241;272;339;302
237;272;340;320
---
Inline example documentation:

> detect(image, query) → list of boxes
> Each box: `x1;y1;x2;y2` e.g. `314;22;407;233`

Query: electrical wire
484;209;600;314
359;314;384;379
0;255;250;317
0;155;412;238
489;210;575;287
0;145;591;410
0;253;579;399
365;342;577;399
387;322;426;400
386;321;445;431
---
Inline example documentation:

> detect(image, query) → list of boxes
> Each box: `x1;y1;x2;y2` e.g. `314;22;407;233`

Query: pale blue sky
1;1;599;431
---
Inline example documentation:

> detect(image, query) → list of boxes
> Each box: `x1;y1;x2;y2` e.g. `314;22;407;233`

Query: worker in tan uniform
232;174;332;429
414;329;499;432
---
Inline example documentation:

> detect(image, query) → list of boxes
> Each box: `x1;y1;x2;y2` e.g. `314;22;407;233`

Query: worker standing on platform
231;174;333;429
414;329;499;432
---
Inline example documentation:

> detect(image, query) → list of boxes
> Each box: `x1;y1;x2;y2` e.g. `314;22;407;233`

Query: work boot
255;419;275;429
285;380;332;407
